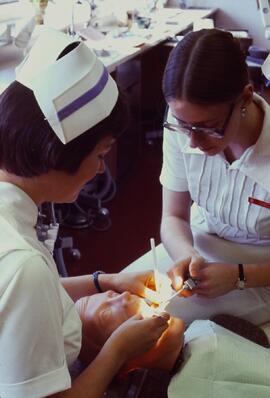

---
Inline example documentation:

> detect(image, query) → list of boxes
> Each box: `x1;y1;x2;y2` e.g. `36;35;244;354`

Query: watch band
237;263;246;290
93;270;105;293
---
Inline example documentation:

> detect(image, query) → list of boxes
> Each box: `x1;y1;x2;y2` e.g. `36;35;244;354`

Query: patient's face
76;290;185;371
77;290;153;343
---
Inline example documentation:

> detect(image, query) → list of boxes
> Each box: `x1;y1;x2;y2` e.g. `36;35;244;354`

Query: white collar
0;182;38;226
238;93;270;191
0;182;38;253
0;182;59;275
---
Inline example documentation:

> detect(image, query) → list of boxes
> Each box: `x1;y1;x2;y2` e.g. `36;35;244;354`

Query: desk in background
0;7;217;181
90;8;217;73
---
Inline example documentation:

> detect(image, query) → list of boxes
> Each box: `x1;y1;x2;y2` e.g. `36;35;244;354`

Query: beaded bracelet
93;270;105;293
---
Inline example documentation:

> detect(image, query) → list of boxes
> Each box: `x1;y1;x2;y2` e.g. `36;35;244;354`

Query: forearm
244;262;270;288
60;274;118;302
218;262;270;289
49;342;124;398
160;215;196;261
194;261;270;298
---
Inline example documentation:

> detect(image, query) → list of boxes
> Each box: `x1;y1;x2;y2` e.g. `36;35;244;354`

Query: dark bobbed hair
162;29;249;105
0;42;129;177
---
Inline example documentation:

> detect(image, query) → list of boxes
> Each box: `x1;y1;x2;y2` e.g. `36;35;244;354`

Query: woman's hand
110;271;160;303
107;313;170;363
168;250;205;293
194;262;238;298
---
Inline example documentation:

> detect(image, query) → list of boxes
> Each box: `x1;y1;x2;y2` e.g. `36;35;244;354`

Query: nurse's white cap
16;29;118;144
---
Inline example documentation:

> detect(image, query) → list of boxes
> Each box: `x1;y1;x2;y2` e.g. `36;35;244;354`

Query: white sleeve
0;254;72;398
160;128;189;192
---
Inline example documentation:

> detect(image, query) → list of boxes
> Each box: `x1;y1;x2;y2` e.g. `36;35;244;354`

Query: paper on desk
78;25;106;42
85;35;142;54
193;18;214;31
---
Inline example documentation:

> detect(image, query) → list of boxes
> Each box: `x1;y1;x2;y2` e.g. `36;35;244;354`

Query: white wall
168;0;270;49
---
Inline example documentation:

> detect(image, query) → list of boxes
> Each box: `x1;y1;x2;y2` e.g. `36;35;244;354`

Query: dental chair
261;321;270;342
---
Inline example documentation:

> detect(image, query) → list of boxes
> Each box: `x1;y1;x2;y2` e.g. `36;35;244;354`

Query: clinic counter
95;8;217;73
0;7;217;91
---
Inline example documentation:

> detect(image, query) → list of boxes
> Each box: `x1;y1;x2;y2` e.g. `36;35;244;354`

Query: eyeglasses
163;103;235;139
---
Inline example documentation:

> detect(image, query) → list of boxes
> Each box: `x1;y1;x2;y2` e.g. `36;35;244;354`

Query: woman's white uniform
157;92;270;324
0;182;81;398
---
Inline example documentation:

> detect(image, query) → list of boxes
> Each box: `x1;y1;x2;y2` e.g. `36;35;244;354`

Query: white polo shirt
160;94;270;245
168;320;270;398
0;182;82;398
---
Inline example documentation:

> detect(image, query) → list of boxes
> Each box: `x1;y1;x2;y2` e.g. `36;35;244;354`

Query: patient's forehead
91;291;159;337
92;291;141;325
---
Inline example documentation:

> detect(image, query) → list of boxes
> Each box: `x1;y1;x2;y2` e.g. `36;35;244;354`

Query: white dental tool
150;237;162;297
158;277;198;307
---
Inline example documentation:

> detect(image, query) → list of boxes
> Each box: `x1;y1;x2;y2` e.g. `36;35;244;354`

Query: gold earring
241;106;247;118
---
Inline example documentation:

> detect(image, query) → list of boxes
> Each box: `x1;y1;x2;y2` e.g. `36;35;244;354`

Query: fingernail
175;276;183;289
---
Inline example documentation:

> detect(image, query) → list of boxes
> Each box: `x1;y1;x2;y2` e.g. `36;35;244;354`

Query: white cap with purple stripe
16;29;118;144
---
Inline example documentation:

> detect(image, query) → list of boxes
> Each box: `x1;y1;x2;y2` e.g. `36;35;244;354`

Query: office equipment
57;164;115;230
37;203;76;277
